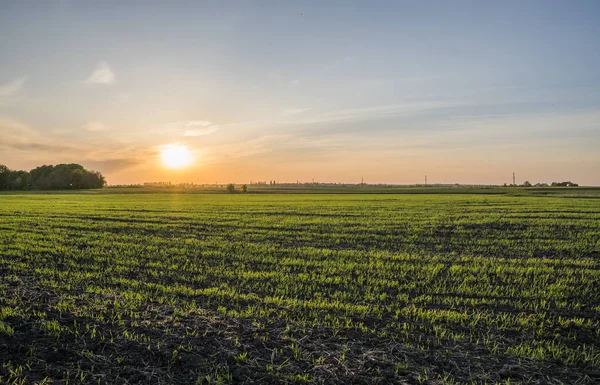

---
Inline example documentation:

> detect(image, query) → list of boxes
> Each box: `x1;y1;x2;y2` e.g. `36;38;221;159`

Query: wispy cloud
85;158;142;172
0;76;27;97
215;109;600;164
283;108;311;116
200;132;379;166
0;117;73;153
196;100;459;136
450;114;516;119
291;101;456;125
184;127;219;136
166;120;212;129
0;76;27;106
396;74;451;83
445;109;600;140
116;92;132;103
202;135;288;163
85;62;116;85
0;117;147;174
164;120;220;136
82;121;111;132
321;56;352;72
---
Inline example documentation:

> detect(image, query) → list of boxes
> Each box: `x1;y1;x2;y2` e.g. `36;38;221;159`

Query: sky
1;0;599;185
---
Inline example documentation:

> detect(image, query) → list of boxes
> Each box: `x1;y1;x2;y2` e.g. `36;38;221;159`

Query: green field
1;191;599;384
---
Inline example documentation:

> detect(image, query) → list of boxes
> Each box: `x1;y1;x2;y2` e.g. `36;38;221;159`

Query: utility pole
361;176;364;186
425;175;427;186
512;172;516;186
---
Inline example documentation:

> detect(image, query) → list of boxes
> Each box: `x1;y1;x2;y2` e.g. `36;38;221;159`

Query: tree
226;183;235;193
71;168;86;189
0;165;10;190
83;170;106;188
9;170;30;190
240;184;248;193
0;163;106;191
522;181;532;187
551;181;579;187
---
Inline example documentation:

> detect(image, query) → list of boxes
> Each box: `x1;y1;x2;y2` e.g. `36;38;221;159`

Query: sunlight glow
160;145;194;169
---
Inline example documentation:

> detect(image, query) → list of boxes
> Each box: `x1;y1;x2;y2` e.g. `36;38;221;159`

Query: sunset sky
1;0;599;185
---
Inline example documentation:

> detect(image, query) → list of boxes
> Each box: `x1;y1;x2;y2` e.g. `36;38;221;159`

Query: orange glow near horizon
160;145;194;169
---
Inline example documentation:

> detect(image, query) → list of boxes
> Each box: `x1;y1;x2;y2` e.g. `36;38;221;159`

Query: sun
160;144;194;169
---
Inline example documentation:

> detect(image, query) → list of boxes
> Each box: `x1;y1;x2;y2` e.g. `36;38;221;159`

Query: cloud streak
0;76;27;97
289;100;457;125
0;76;27;106
283;108;311;116
202;135;288;163
0;117;74;153
184;127;219;136
0;117;147;175
82;121;111;132
85;62;116;85
164;120;220;136
84;158;142;172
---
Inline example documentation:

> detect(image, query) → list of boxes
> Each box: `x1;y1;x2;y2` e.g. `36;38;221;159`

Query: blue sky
1;0;599;184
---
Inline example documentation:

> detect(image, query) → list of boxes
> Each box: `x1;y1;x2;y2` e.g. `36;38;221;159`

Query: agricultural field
0;191;599;384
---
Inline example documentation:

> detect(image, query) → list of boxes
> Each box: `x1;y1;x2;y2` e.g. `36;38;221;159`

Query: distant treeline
0;163;106;190
508;181;579;187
